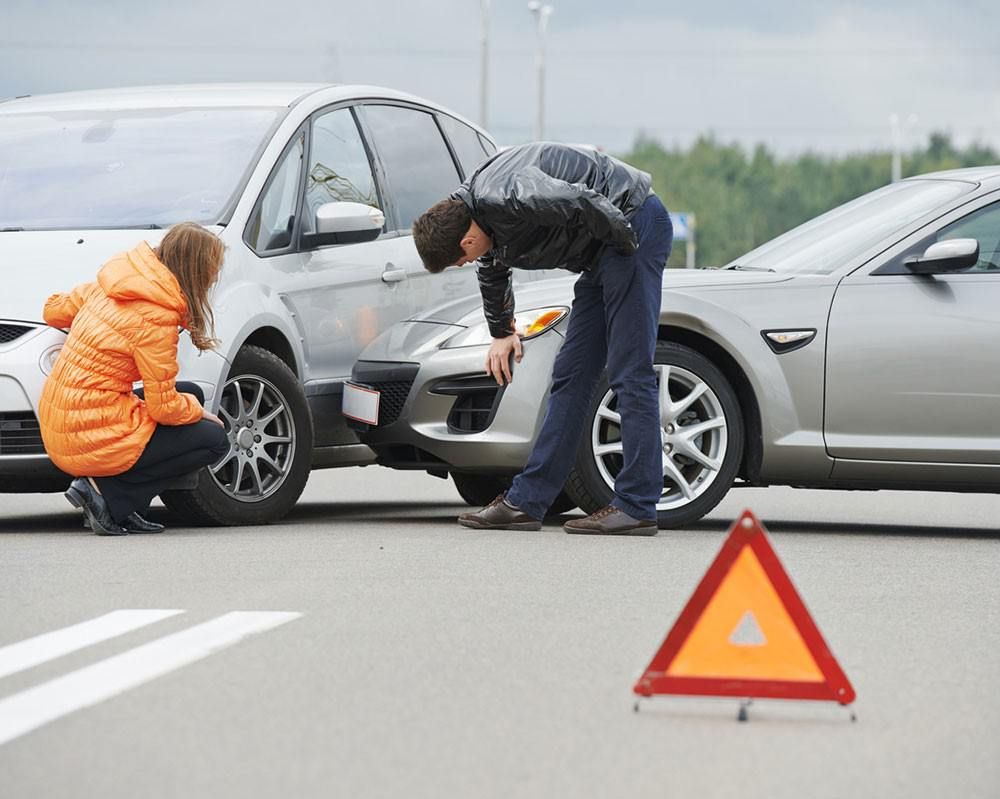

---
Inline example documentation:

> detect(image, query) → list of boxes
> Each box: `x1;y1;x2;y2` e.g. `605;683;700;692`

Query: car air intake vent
0;324;34;345
431;375;505;434
0;411;46;455
350;361;422;427
370;380;416;426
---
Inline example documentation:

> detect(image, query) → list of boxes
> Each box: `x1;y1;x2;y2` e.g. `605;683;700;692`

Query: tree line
619;133;999;268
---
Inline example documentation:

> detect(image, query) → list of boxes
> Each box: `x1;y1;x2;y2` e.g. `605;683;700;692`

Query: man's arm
476;255;523;385
501;166;638;255
476;256;515;339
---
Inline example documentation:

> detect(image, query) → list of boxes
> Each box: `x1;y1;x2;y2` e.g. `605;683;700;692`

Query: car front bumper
350;321;562;474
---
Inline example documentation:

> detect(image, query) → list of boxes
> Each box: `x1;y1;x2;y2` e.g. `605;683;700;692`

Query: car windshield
0;106;284;230
724;178;974;275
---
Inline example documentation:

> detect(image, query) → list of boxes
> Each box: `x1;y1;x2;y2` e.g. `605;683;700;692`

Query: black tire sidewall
452;473;512;507
566;342;744;528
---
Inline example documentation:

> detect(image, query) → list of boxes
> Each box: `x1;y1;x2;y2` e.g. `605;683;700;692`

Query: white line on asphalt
0;611;302;746
0;610;184;681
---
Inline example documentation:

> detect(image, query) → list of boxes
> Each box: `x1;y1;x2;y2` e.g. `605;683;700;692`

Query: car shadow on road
690;517;1000;540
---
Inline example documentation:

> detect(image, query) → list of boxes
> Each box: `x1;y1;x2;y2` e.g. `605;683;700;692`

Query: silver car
350;167;1000;526
0;82;537;523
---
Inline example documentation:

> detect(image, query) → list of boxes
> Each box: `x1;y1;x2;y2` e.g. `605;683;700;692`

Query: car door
357;103;481;314
825;194;1000;465
277;105;412;385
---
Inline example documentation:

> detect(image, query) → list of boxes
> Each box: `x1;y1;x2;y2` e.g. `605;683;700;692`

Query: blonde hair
155;222;224;351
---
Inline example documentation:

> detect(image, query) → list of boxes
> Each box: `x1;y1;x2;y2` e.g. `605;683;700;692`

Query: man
412;143;673;535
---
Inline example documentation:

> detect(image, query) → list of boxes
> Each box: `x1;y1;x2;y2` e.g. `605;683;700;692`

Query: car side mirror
904;238;979;275
301;202;385;249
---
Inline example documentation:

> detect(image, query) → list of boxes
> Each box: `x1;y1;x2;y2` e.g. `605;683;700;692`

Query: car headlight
39;345;63;375
442;306;569;348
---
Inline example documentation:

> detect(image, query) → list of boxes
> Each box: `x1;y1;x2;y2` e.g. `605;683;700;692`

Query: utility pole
889;112;918;182
479;0;490;129
528;1;553;141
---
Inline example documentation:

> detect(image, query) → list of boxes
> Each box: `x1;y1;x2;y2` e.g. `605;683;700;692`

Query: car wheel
565;342;743;528
452;473;511;507
161;345;313;525
452;472;577;516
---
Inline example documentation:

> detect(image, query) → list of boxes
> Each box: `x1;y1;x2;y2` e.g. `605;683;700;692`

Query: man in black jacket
413;143;673;535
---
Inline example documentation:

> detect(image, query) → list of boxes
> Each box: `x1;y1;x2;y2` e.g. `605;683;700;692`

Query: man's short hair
412;199;472;273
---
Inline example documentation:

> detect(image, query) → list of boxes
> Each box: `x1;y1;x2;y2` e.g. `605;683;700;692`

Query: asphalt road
1;467;998;798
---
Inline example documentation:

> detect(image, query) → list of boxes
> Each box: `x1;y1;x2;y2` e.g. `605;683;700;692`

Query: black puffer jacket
451;142;652;338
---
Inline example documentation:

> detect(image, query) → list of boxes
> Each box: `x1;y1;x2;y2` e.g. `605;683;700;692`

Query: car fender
661;286;834;482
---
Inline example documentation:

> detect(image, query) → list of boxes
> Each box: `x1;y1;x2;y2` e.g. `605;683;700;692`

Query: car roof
0;82;492;140
906;165;1000;186
0;83;334;113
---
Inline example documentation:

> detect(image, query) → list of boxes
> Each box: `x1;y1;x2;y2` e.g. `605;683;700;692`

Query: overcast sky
3;0;998;154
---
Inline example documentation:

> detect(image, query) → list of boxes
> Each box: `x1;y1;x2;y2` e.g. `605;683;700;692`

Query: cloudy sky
3;0;998;154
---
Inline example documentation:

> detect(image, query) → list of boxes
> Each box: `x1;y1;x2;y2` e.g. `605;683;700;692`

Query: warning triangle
634;510;855;705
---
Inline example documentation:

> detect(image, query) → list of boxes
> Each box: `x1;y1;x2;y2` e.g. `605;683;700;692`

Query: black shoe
563;506;658;536
458;494;542;531
84;512;165;534
65;478;128;536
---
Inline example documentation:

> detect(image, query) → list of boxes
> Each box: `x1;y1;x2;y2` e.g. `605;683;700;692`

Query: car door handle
381;263;408;284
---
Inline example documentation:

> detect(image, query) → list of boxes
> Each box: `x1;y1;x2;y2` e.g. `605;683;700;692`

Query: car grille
350;361;421;427
431;376;504;434
0;411;45;455
370;379;416;426
0;323;34;345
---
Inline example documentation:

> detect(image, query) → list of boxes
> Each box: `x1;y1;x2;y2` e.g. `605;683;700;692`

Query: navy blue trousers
506;194;673;521
95;383;229;523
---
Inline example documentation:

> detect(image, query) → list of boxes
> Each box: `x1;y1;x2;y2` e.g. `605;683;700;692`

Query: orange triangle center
666;547;824;682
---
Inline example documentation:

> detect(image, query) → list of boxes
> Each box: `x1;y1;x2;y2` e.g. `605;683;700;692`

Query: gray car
349;167;1000;526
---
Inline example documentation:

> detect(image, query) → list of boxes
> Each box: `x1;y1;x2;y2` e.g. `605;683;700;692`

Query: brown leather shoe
458;494;542;530
563;505;658;536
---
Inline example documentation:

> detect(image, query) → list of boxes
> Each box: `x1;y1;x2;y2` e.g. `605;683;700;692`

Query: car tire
452;472;577;516
565;342;744;529
161;345;313;525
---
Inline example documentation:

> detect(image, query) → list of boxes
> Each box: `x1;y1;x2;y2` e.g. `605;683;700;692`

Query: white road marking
0;610;183;680
0;611;301;746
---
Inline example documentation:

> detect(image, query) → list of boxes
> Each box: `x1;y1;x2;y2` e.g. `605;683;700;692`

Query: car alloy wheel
161;345;313;526
566;342;745;528
591;364;728;511
211;375;296;503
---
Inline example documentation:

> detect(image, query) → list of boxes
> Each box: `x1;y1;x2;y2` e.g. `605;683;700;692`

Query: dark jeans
94;383;229;523
506;194;673;521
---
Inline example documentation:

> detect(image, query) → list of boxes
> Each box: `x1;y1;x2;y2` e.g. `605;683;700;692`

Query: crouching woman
38;222;230;535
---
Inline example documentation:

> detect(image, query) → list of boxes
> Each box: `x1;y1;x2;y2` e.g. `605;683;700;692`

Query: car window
302;108;380;234
938;202;1000;272
246;133;304;254
727;179;972;275
437;115;491;179
362;105;462;231
881;199;1000;274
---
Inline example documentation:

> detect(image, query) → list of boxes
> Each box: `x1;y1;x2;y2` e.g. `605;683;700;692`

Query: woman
39;222;230;535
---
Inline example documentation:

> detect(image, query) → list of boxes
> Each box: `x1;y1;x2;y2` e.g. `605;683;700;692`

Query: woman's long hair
155;222;224;351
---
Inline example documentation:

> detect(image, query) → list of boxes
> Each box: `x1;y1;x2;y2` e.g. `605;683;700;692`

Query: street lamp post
479;0;490;130
528;1;553;141
889;112;919;182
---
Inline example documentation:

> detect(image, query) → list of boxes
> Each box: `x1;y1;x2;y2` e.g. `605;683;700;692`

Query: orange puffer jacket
38;242;203;477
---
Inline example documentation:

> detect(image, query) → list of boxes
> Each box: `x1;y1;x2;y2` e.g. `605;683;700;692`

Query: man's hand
485;333;523;385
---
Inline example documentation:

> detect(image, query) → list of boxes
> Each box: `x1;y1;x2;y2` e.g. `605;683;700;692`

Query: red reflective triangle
634;509;855;705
